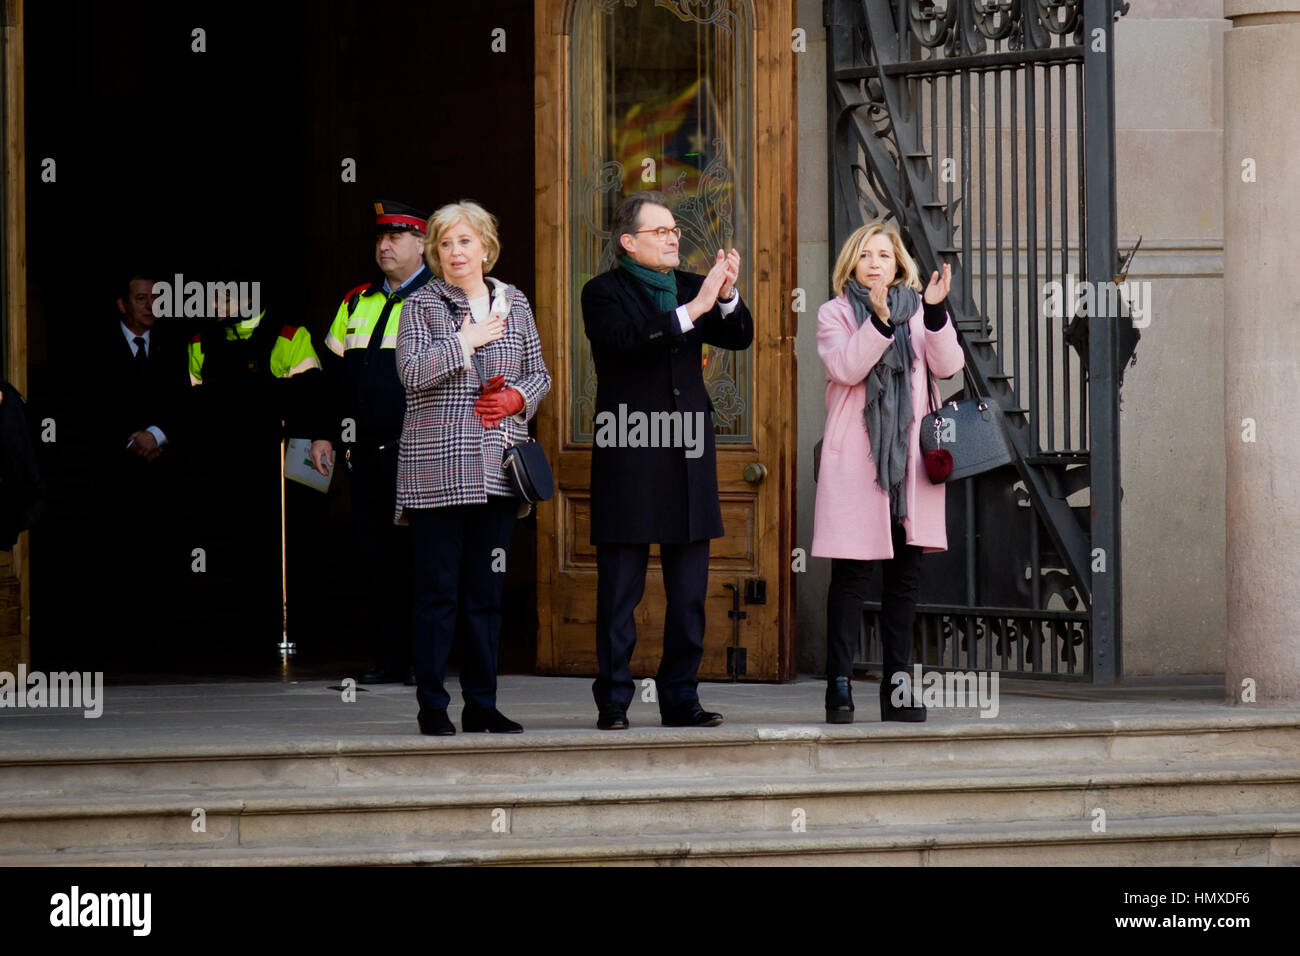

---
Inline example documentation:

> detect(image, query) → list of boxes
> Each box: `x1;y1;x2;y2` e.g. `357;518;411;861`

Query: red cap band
376;214;427;233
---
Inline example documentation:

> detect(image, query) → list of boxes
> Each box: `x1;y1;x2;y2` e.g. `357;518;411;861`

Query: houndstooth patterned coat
393;276;551;522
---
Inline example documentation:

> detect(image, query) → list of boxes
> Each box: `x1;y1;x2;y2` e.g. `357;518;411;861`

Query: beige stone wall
794;1;1229;677
795;0;831;674
1222;0;1300;704
1114;2;1227;675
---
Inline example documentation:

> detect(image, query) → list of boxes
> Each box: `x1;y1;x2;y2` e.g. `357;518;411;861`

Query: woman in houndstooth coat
395;201;551;737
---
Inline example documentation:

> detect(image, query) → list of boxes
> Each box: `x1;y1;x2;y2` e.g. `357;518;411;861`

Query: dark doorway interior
25;0;537;679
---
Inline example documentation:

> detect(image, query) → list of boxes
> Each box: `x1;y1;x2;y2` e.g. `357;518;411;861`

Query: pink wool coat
810;294;966;561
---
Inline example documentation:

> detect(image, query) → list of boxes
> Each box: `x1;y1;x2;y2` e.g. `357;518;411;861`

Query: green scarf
618;254;678;312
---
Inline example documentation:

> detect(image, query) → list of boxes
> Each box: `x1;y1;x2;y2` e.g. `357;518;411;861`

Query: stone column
1223;0;1300;706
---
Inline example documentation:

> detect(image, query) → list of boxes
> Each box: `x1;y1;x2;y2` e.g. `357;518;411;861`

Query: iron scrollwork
905;0;1085;57
841;74;907;230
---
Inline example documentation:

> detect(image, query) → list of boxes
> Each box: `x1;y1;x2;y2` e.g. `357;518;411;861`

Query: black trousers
92;456;184;671
408;497;516;712
826;521;922;683
593;539;709;714
194;441;283;658
350;447;411;674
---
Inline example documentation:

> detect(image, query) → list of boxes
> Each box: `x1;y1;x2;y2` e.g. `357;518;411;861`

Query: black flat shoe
417;709;455;736
462;705;523;734
660;704;724;728
597;710;629;730
825;676;855;724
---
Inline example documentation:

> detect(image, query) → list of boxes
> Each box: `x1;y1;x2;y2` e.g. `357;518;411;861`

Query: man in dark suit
581;190;752;730
100;275;189;469
86;274;192;669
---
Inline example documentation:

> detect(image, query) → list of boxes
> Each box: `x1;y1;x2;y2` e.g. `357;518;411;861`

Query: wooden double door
532;0;796;681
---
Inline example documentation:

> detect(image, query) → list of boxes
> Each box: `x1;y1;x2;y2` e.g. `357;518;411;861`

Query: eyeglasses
634;226;682;242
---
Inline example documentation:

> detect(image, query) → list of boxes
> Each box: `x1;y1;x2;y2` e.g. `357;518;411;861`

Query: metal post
826;0;857;260
1082;0;1120;682
278;428;295;661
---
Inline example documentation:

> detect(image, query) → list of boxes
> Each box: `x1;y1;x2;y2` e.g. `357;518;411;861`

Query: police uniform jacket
315;266;434;451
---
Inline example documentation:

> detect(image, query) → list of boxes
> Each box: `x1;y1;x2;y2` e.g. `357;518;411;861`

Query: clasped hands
127;430;161;461
684;248;742;322
474;374;523;429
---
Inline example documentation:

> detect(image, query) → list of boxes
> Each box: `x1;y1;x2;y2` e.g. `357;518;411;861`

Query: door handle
743;462;767;485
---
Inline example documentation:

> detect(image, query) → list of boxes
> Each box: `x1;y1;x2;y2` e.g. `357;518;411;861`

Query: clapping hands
717;248;741;301
687;248;743;320
924;263;952;305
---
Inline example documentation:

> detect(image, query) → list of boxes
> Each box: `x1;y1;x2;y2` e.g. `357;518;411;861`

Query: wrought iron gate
826;0;1136;681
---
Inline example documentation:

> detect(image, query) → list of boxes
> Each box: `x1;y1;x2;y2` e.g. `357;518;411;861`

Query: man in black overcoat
580;191;752;730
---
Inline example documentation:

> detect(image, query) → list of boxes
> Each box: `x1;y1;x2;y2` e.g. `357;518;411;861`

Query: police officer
309;200;434;683
187;282;323;664
188;297;321;389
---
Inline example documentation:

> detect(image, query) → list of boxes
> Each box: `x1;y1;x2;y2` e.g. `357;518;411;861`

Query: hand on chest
444;311;521;377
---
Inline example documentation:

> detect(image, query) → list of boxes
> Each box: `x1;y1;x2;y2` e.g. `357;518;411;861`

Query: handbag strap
924;341;988;403
470;347;489;388
926;355;991;417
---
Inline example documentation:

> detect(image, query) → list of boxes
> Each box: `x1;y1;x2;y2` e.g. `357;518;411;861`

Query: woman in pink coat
811;223;965;723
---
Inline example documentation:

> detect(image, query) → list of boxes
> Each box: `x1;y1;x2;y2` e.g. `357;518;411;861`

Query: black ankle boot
417;708;455;736
879;676;927;722
825;676;854;724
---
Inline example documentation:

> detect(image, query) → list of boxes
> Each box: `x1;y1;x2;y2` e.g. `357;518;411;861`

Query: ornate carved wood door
534;0;796;681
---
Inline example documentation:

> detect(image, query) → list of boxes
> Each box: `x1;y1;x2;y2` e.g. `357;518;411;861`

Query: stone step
5;714;1298;798
6;812;1300;866
2;759;1298;855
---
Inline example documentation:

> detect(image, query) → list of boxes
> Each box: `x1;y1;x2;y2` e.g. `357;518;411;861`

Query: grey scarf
845;280;921;521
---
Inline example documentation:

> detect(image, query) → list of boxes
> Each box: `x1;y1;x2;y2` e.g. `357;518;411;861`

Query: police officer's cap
373;200;429;235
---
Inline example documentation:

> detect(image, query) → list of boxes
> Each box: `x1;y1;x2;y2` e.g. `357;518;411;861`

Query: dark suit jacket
84;321;192;496
581;267;753;544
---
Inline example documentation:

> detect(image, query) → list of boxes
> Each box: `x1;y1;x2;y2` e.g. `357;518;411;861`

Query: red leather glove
474;387;524;429
479;374;506;395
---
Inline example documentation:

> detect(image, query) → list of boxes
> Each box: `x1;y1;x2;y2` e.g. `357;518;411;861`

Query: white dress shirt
675;288;741;332
120;322;167;448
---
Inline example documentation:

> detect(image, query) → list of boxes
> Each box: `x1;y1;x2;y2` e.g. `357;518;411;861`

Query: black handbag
502;438;554;503
919;365;1014;482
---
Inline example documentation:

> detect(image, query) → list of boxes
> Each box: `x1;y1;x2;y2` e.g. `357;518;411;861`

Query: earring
482;256;488;262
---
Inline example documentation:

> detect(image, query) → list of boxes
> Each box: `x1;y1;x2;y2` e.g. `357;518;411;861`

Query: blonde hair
830;222;922;298
424;200;501;277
